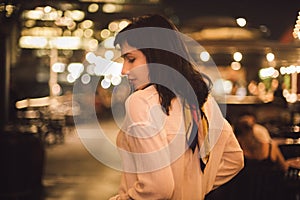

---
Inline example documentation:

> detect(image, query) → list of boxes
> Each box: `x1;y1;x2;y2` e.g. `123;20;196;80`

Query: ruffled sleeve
117;91;175;199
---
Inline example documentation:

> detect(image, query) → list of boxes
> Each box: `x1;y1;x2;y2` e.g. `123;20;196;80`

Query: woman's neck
136;83;153;91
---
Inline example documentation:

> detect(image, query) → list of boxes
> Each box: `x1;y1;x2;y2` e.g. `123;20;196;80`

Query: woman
234;120;288;172
238;111;272;144
110;14;244;200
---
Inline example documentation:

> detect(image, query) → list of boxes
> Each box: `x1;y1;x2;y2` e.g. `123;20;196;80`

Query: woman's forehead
120;41;139;55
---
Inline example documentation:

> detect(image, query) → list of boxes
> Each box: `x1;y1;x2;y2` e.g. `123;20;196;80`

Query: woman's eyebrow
121;53;130;58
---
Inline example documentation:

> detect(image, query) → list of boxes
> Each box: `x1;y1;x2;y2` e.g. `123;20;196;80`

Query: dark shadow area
0;131;45;200
205;158;299;200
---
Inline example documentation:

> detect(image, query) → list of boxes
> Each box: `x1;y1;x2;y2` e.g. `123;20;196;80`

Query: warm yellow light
44;6;52;13
15;99;29;109
41;10;61;21
65;10;85;21
259;67;275;79
84;29;94;38
213;79;233;95
102;4;123;13
52;62;66;73
81;20;94;29
50;37;82;49
87;39;99;51
16;97;50;108
23;10;43;20
52;83;62;96
63;30;72;36
280;66;286;75
266;53;275;62
200;51;210;62
24;20;36;28
293;11;300;39
55;16;73;26
88;3;99;13
108;21;119;32
231;61;241;70
236;18;247;27
100;29;111;38
233;52;242;62
5;4;15;17
19;36;48;48
21;27;62;37
119;20;130;30
73;29;84;37
67;21;77;30
72;10;85;21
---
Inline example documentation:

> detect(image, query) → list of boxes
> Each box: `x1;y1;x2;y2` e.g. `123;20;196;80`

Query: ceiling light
292;11;300;39
266;53;275;62
88;3;99;13
233;52;242;62
102;3;123;13
200;51;210;62
236;17;247;27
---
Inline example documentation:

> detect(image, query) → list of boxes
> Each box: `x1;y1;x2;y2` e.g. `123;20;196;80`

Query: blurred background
0;0;299;199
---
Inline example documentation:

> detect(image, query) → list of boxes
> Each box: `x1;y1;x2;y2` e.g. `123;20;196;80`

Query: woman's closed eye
127;58;135;63
122;54;136;63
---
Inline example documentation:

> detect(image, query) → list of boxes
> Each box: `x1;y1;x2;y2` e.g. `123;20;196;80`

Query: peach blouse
110;85;244;200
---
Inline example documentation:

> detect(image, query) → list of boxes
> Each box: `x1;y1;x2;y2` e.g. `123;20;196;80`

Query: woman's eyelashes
122;55;135;63
128;58;135;63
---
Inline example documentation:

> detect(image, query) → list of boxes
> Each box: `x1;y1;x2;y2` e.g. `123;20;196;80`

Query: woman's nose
121;63;129;75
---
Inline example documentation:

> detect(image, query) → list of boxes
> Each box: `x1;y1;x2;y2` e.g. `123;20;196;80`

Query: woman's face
120;42;150;90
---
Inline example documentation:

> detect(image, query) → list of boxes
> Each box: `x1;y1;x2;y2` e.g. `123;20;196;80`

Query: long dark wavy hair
114;14;210;115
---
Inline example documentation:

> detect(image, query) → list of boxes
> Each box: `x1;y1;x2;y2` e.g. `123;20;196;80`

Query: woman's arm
117;91;175;199
271;142;289;172
202;96;244;192
211;129;244;189
125;132;175;199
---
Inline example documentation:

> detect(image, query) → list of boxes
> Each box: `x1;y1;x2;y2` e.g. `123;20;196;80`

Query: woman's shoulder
122;86;166;128
126;85;158;105
124;86;160;117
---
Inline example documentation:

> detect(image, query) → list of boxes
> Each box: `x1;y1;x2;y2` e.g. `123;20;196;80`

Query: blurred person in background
211;120;290;200
234;120;288;172
238;111;272;143
229;120;289;200
109;14;244;200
